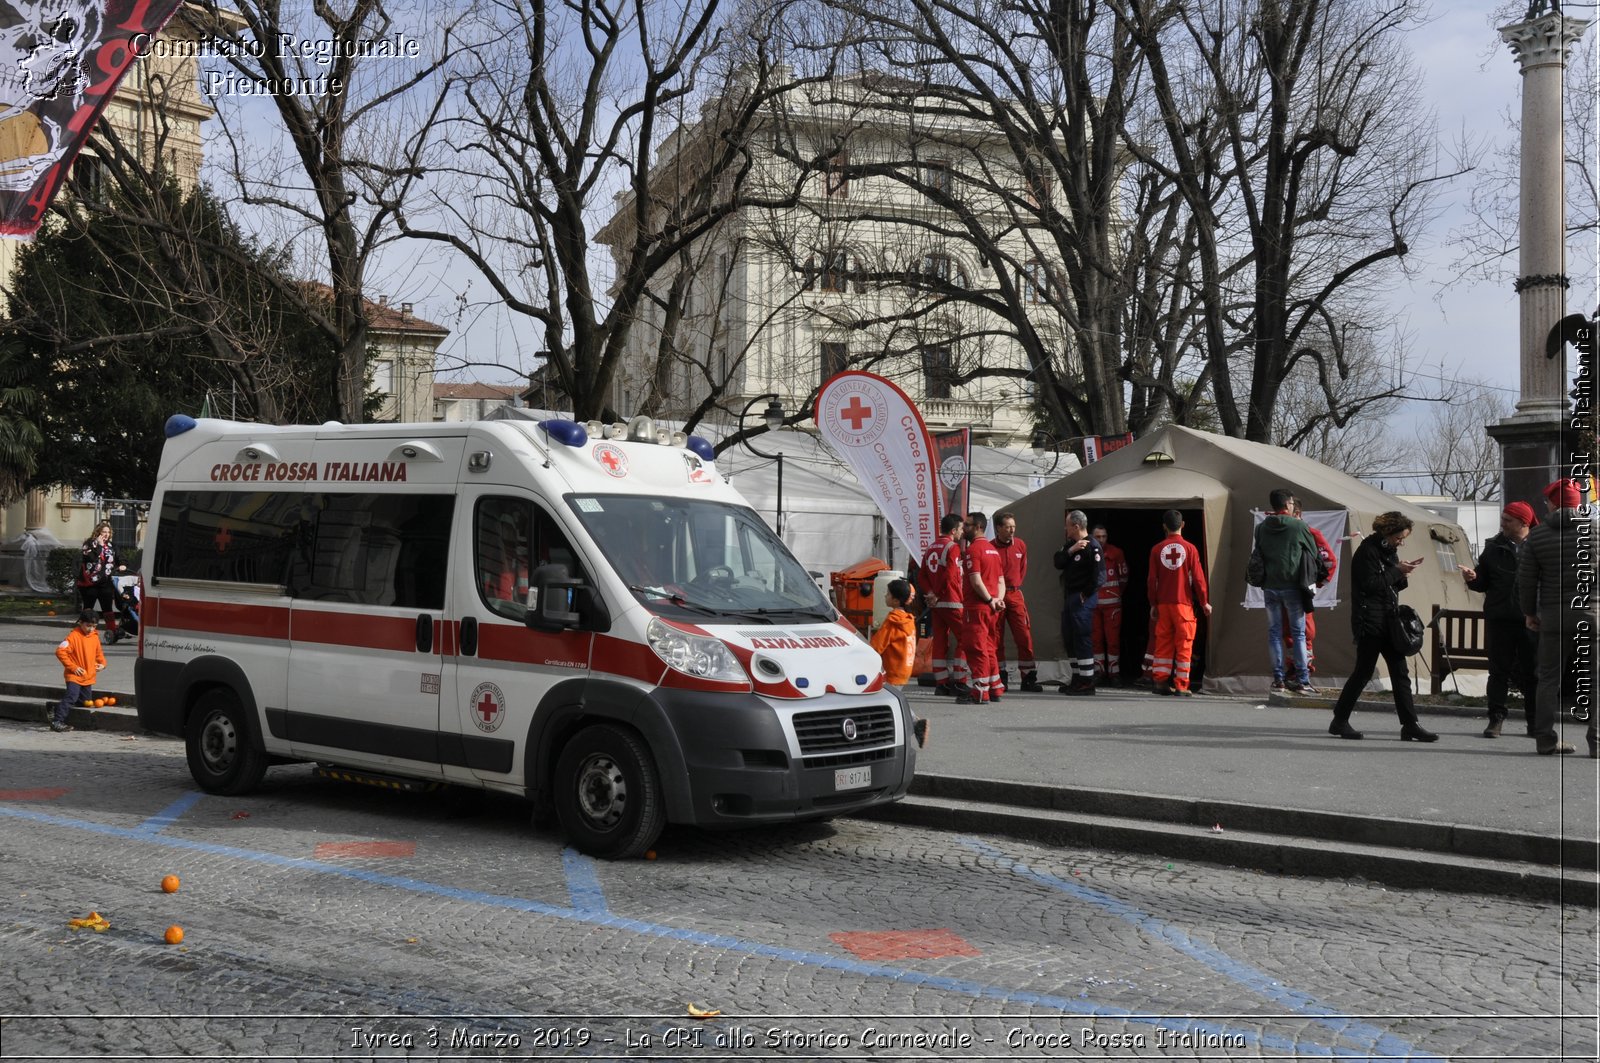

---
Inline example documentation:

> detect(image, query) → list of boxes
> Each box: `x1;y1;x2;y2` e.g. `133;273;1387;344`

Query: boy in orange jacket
871;579;928;747
52;610;107;732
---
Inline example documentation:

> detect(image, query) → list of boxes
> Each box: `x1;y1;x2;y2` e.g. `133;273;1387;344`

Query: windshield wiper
716;606;835;623
627;585;723;616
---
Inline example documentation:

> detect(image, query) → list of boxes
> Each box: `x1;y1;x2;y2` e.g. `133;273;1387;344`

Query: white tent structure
490;407;1073;578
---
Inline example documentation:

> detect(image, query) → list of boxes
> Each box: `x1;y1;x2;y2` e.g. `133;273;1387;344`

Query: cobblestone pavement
0;720;1595;1061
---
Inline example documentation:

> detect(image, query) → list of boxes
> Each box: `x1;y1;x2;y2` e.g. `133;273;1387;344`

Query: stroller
111;572;140;642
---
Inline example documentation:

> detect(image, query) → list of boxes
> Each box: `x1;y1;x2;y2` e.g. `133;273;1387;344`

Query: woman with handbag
1327;511;1438;742
77;522;121;643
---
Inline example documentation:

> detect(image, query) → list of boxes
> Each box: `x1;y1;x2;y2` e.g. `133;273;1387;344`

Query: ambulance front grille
793;705;896;755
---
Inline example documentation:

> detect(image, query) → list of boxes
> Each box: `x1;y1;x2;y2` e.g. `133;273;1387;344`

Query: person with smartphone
1326;511;1437;742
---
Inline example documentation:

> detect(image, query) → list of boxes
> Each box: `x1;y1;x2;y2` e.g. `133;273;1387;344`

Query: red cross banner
814;370;941;560
0;0;187;238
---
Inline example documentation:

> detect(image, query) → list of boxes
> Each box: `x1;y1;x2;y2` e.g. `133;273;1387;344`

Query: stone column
1489;8;1591;505
24;488;46;530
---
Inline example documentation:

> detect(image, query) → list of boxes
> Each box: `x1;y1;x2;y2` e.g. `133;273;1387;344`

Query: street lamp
741;393;786;536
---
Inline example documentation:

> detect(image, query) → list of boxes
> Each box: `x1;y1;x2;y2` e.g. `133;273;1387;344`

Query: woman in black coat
1328;511;1437;742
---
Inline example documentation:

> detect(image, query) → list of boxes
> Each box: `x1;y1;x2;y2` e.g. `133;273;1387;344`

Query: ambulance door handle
460;616;479;657
415;614;433;654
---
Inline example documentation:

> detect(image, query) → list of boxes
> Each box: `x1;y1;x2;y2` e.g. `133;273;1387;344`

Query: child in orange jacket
52;610;106;733
871;579;928;748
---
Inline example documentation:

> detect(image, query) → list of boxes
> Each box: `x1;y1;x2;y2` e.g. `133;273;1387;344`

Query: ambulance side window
300;494;453;609
154;490;300;588
476;498;588;621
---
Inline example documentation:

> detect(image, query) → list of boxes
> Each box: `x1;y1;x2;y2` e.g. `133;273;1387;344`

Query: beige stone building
599;74;1071;444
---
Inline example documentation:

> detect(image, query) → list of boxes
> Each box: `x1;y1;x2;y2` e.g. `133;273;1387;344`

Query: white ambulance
135;414;915;858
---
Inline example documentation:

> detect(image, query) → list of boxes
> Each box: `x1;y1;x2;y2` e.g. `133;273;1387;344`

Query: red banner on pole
933;428;970;520
0;1;187;238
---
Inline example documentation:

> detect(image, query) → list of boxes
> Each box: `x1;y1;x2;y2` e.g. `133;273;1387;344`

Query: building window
922;158;952;200
825;149;849;198
1022;259;1056;304
820;341;849;386
921;344;953;400
1024;159;1052;209
70;154;108;204
919;253;966;289
819;250;852;293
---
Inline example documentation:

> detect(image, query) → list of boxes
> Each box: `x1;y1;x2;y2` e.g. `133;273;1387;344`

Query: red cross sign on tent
0;0;187;238
813;370;942;560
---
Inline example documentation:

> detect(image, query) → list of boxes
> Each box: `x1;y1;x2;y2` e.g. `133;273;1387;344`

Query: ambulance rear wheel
553;724;664;860
186;689;266;795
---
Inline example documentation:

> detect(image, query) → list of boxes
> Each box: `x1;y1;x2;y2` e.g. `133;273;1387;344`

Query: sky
189;4;1597;455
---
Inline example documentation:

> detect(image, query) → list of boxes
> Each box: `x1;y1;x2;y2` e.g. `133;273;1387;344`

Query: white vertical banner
813;371;941;559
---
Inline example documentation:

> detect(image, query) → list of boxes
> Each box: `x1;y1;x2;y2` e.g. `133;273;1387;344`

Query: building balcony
918;397;996;429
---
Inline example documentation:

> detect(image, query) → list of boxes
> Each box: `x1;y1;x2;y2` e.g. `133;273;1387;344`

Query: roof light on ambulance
165;414;198;437
646;618;748;685
539;420;588;448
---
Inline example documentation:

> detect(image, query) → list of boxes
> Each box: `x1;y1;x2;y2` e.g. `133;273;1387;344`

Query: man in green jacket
1254;488;1320;694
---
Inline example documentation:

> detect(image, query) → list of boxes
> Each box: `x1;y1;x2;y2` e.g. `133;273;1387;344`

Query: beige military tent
1007;425;1477;692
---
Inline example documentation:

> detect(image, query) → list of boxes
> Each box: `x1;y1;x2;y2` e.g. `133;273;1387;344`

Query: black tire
185;688;267;795
552;723;664;859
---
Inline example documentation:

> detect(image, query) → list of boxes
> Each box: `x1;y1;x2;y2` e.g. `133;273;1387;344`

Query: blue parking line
961;838;1443;1062
0;803;1432;1059
561;848;609;914
136;791;204;836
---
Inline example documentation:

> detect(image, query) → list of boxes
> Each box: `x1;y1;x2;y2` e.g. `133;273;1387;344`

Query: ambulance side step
314;765;440;793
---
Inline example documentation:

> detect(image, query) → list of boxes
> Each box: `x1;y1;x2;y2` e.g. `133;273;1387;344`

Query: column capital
1499;14;1592;71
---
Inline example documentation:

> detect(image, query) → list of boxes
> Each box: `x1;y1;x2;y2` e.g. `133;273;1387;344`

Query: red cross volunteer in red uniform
958;511;1006;704
991;511;1042;693
920;512;969;694
1092;525;1127;684
1147;510;1211;696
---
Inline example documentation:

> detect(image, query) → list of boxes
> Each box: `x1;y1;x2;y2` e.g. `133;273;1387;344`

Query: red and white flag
0;0;187;238
813;370;941;559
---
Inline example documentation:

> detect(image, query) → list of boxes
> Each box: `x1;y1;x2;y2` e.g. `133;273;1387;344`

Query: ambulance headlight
647;618;747;683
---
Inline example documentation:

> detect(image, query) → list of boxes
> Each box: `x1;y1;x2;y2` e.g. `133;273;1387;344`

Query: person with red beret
1462;500;1540;737
1517;479;1599;757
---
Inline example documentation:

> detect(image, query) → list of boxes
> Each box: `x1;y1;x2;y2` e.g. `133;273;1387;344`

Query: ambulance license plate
834;766;872;791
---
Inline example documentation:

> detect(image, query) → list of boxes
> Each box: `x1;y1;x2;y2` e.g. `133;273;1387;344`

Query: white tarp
1243;509;1346;609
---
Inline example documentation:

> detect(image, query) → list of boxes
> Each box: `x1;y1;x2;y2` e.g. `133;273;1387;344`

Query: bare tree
187;0;463;422
396;0;824;424
1128;0;1463;443
1412;383;1513;500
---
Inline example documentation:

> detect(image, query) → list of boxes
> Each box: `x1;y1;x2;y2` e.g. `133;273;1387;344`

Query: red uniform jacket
993;535;1027;592
963;536;1004;606
920;534;966;606
1309;526;1337;586
1147;534;1209;608
1099;543;1128;606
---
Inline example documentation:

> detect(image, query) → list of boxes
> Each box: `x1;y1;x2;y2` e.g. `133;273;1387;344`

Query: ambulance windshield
567;495;832;622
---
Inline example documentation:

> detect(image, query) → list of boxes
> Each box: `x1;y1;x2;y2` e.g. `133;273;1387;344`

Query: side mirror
526;563;581;631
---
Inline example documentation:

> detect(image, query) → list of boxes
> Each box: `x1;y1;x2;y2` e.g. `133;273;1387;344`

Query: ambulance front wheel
185;688;267;795
553;724;665;860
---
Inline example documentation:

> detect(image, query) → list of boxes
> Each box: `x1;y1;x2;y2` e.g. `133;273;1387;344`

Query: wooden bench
1429;606;1490;694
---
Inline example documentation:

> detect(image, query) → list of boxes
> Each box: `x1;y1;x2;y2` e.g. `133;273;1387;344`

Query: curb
854;773;1600;907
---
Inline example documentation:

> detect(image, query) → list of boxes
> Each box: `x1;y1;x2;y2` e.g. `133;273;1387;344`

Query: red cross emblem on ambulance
593;442;629;478
468;682;507;733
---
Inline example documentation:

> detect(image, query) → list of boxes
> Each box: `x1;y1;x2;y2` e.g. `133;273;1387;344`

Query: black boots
1482;715;1504;739
1020;670;1044;693
1329;718;1363;740
1400;724;1439;743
